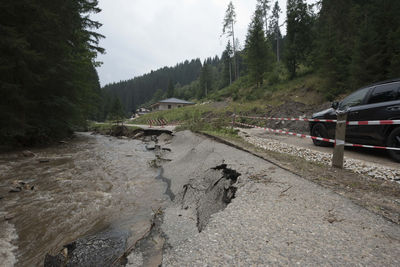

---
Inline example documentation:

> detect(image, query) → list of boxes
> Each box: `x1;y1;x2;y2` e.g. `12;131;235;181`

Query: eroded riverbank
0;132;170;266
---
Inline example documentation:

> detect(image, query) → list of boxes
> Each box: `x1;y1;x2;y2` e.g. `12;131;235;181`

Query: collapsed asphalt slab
151;131;400;266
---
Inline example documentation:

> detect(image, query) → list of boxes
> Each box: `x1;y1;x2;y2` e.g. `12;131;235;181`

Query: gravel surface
126;252;143;267
159;131;400;266
238;129;400;183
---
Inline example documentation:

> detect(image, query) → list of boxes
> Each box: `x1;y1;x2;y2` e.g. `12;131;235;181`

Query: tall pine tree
222;1;238;80
245;7;272;87
284;0;314;79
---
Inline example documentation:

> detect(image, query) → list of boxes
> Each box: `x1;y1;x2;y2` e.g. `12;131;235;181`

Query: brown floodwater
0;133;170;266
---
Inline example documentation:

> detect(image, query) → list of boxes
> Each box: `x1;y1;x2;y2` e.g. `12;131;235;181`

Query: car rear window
368;82;400;104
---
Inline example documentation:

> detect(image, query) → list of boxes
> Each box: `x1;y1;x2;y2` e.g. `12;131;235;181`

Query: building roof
158;98;195;105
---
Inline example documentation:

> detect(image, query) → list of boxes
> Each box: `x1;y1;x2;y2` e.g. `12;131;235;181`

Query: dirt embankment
90;124;172;139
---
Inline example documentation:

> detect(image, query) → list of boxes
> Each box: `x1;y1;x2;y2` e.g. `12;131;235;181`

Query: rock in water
44;229;129;267
22;150;35;157
9;187;22;193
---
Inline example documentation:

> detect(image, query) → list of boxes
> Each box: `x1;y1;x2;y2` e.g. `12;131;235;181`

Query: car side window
368;82;400;104
339;87;370;110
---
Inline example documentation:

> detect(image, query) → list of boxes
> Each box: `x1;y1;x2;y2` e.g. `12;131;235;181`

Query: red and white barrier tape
346;120;400;126
236;115;337;123
235;115;400;125
148;119;168;127
235;121;336;144
235;121;400;151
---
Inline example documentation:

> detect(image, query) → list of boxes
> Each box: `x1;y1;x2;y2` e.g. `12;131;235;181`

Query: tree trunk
229;59;232;85
231;21;237;80
277;37;280;62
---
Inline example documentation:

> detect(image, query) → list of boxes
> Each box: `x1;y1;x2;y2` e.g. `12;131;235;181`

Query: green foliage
285;0;315;79
108;97;125;122
102;58;202;114
151;89;166;103
222;1;237;39
199;62;213;98
314;0;400;97
387;28;400;77
256;0;271;33
268;1;283;62
167;79;175;98
221;41;234;88
0;0;104;146
245;7;273;87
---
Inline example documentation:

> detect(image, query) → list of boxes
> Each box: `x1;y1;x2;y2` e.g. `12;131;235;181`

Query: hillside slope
132;73;333;134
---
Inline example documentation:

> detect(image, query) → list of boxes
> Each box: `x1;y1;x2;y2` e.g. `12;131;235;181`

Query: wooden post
231;109;236;129
332;111;348;168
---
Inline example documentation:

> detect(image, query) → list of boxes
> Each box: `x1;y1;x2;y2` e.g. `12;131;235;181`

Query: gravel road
246;127;398;168
155;131;400;266
239;127;400;183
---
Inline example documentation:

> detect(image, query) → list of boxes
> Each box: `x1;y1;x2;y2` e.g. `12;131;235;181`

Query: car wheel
387;127;400;163
311;123;331;147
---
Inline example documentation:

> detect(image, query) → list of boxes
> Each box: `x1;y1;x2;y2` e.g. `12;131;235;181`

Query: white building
149;98;195;111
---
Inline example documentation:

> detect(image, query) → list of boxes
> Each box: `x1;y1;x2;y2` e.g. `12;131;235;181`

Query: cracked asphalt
160;131;400;266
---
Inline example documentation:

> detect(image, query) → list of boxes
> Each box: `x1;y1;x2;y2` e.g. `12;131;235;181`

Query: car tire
387;127;400;162
311;123;331;147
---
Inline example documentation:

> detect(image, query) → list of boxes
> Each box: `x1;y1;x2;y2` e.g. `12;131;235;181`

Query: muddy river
0;133;170;266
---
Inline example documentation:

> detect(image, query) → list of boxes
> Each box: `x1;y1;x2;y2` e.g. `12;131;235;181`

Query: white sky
93;0;318;86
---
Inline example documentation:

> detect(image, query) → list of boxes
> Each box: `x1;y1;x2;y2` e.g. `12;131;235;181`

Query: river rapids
0;132;170;266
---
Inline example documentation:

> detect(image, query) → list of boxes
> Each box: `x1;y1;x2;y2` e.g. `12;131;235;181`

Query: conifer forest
1;0;400;146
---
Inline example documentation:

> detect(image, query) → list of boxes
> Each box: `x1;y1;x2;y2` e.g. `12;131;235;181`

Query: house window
168;105;171;109
178;105;181;108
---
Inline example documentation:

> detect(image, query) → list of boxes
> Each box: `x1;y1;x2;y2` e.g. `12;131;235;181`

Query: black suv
310;79;400;162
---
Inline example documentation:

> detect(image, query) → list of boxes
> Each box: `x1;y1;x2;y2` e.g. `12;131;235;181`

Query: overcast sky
93;0;317;86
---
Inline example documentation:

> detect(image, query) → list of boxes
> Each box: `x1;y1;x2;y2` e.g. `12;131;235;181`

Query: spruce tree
167;79;174;98
221;41;233;87
284;0;314;79
256;0;271;35
199;62;212;98
108;97;125;122
268;1;282;62
222;1;238;80
245;7;272;87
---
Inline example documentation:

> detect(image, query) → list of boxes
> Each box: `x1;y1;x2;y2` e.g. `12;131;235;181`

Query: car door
351;82;400;145
337;86;373;143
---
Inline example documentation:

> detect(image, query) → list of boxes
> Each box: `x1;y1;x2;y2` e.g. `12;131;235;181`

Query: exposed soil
90;124;172;139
